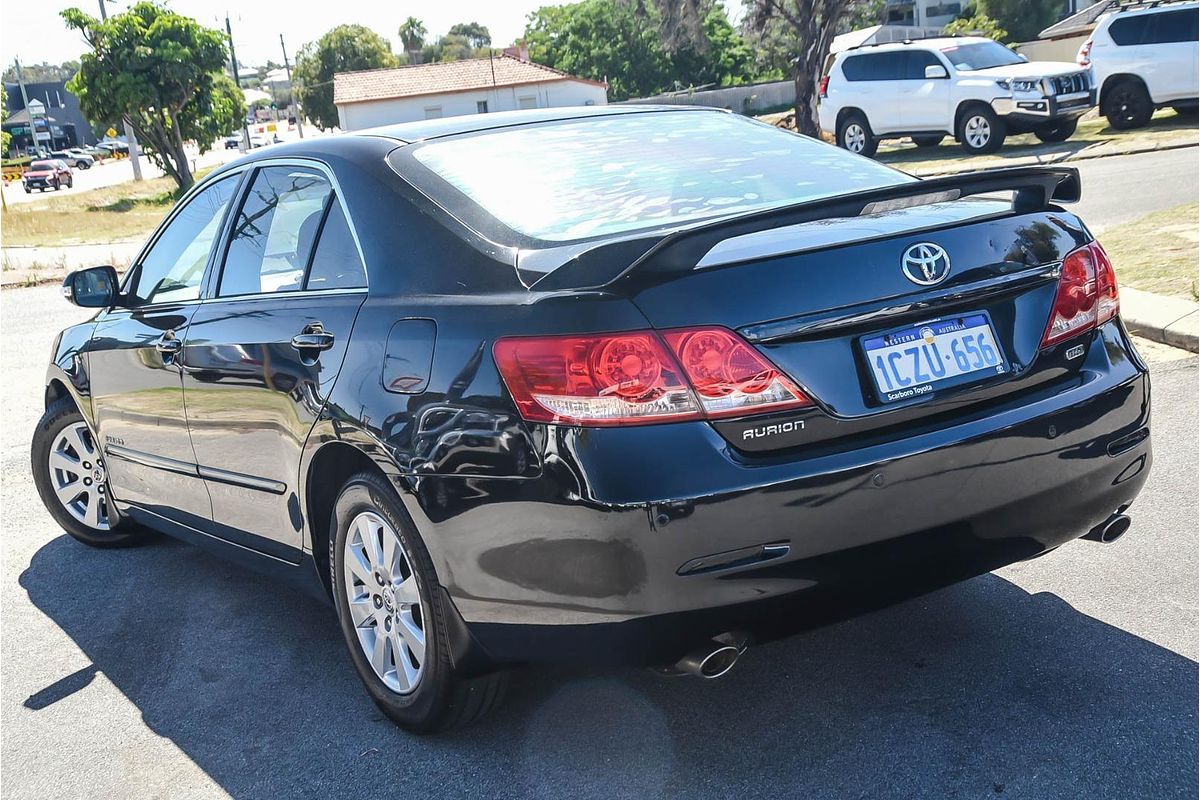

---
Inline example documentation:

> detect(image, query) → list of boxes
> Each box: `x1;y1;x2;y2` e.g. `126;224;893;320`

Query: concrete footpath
1122;287;1200;353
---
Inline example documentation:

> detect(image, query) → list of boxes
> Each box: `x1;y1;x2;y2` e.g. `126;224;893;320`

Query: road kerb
1121;287;1199;354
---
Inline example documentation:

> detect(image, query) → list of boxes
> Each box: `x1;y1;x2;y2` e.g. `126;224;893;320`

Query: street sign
106;127;118;138
27;99;45;116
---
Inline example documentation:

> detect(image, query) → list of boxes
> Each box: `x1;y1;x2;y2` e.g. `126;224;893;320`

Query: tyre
66;177;73;188
1172;104;1198;121
912;135;944;148
331;471;508;733
53;180;61;191
957;106;1006;154
1103;80;1153;130
24;187;30;194
31;397;155;548
1034;118;1078;143
836;112;878;158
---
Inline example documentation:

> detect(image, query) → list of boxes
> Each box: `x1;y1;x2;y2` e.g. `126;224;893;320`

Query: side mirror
62;265;120;308
925;64;949;79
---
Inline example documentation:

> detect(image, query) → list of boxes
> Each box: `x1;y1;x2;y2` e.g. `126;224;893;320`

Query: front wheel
31;397;155;548
1034;118;1078;143
1103;80;1153;129
958;107;1006;154
836;113;878;158
331;471;508;732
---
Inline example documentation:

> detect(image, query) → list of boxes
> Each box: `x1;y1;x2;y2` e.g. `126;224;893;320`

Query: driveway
1;285;1196;799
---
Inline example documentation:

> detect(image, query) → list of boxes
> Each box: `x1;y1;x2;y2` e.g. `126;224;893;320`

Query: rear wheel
31;397;155;548
331;471;508;732
1103;80;1153;129
957;107;1006;154
1172;103;1198;121
1034;118;1078;143
836;112;878;158
912;135;944;148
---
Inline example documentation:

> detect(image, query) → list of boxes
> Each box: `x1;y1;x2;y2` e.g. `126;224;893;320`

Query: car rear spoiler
529;165;1081;291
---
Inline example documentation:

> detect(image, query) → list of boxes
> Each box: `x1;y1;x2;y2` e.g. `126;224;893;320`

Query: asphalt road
1;285;1196;800
1070;146;1199;232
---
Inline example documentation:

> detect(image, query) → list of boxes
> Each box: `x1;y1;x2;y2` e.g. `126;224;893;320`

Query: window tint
410;111;911;242
219;166;333;297
1149;9;1199;43
1109;14;1152;45
842;52;908;81
128;174;239;305
907;50;944;79
305;202;367;290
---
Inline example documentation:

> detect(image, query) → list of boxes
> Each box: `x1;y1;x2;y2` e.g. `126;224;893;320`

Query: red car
23;159;73;193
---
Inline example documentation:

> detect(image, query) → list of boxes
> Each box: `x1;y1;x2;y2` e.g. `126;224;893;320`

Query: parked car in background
34;107;1150;733
22;159;72;193
96;140;129;156
1079;0;1199;129
819;37;1096;156
224;134;242;149
247;134;269;149
52;149;94;169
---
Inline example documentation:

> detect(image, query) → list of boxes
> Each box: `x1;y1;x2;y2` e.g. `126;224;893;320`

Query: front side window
907;51;945;79
127;174;240;306
409;111;911;242
940;41;1025;71
219;166;333;296
1147;9;1199;43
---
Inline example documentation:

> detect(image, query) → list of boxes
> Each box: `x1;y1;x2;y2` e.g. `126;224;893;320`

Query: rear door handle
291;323;335;352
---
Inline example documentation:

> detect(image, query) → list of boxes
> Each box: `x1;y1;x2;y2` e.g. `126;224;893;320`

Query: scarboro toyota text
33;107;1151;733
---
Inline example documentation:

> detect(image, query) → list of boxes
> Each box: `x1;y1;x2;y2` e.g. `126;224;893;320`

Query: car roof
838;36;990;58
1098;0;1197;21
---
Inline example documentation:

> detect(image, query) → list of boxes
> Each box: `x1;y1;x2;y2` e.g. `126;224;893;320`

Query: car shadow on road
18;532;1199;799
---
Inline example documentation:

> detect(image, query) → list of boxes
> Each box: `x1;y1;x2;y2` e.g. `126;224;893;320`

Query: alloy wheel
964;115;991;149
48;422;111;531
342;511;426;694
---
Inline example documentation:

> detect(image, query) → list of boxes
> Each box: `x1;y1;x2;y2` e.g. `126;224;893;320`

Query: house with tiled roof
333;49;608;131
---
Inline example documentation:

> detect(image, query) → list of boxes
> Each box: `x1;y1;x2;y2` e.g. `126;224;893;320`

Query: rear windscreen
410;111;912;242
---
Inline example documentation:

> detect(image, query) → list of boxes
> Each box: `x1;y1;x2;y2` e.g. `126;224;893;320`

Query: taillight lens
494;327;811;426
1041;240;1119;347
662;328;811;419
1077;39;1092;67
819;75;830;98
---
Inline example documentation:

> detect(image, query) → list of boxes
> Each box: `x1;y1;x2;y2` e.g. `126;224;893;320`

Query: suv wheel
31;397;155;548
836;113;878;158
957;107;1006;155
1171;104;1198;121
912;135;944;149
1103;80;1153;130
1034;118;1078;143
331;471;509;733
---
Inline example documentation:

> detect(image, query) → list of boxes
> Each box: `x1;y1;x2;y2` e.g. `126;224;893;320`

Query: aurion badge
901;243;951;286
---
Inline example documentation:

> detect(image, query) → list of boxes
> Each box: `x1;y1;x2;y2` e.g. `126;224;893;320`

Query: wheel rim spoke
397;610;425;665
395;575;420;605
55;479;82;506
50;451;81;474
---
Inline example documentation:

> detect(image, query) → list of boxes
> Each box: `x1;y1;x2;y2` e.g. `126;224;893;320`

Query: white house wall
337;80;608;130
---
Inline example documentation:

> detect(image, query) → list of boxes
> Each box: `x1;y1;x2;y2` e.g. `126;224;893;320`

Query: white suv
1079;1;1199;129
818;37;1096;157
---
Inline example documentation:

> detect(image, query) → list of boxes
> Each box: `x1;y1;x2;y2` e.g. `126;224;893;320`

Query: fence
619;80;796;115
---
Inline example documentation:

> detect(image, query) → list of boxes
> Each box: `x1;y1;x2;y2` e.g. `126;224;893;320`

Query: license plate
862;314;1006;403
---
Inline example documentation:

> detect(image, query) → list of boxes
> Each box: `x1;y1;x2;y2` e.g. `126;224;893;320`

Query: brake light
1041;240;1119;347
819;75;830;98
494;327;811;426
1077;39;1092;67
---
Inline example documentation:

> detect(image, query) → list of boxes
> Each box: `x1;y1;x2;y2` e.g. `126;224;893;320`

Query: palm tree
399;17;427;64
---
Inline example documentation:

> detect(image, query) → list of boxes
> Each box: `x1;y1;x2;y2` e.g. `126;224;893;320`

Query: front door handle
156;333;182;356
291;322;335;353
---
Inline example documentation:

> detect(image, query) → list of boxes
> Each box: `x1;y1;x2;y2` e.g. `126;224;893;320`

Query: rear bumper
415;324;1151;667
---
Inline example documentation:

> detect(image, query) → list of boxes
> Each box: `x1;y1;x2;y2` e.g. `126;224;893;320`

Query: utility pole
280;33;303;139
97;0;142;180
226;14;253;151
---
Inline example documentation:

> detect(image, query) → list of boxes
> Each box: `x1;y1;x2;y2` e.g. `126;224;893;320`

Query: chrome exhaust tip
1083;512;1131;544
661;632;750;679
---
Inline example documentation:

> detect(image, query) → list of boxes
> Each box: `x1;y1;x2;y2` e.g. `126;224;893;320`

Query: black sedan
33;107;1151;733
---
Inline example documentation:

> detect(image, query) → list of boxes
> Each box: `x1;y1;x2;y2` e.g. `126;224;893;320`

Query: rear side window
305;202;367;290
842;52;907;81
408;111;911;242
1108;14;1153;45
219;166;333;296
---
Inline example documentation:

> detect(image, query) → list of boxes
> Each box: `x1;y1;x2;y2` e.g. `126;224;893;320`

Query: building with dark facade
3;80;98;155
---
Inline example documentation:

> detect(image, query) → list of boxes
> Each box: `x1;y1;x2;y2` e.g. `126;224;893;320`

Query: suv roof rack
1108;0;1194;13
844;33;965;53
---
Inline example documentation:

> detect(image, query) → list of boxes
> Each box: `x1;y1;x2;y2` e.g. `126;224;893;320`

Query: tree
421;34;477;63
1;85;10;158
944;13;1010;41
399;17;427;62
1;61;81;84
738;0;870;137
448;21;492;48
662;4;758;89
294;24;397;131
62;3;243;191
970;0;1062;43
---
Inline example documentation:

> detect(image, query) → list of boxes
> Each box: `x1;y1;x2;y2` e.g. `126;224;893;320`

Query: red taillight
1077;39;1092;67
494;327;811;426
819;75;830;98
1041;240;1119;347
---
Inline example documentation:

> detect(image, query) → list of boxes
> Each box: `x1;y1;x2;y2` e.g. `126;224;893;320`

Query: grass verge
1098;202;1198;300
2;167;213;247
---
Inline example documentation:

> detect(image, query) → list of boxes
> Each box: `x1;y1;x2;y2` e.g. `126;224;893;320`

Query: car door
180;162;368;559
903;50;953;131
1146;8;1200;102
89;172;243;525
840;52;903;133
